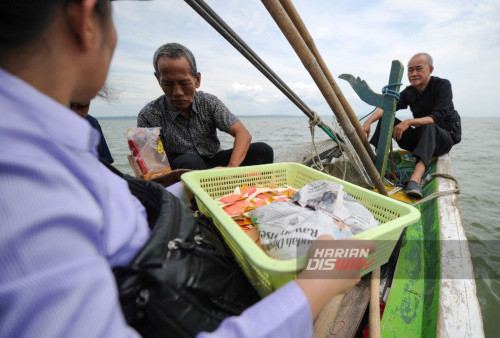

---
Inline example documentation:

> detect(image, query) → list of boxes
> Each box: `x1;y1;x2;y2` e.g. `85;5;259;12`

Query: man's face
407;55;433;92
155;56;201;114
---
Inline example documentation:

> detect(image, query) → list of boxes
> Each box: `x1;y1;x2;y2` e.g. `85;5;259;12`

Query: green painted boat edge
380;161;441;337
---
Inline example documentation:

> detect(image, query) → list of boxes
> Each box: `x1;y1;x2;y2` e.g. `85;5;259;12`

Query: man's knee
255;142;274;164
244;142;274;166
170;154;207;170
418;123;437;137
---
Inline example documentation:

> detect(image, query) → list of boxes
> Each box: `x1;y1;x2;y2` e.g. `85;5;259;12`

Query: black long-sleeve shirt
397;76;461;144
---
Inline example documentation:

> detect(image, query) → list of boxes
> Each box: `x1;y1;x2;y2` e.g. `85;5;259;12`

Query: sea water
100;116;500;337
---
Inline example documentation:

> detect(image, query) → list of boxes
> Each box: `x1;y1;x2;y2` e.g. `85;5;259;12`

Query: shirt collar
164;91;200;119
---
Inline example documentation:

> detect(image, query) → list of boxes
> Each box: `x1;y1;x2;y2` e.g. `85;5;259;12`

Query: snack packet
250;180;379;259
126;127;171;180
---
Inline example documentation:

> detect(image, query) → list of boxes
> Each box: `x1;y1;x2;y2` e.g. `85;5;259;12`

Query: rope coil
382;82;403;101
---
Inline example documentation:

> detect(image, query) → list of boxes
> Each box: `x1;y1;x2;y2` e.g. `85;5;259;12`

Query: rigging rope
413;173;461;206
358;107;378;121
308;111;326;173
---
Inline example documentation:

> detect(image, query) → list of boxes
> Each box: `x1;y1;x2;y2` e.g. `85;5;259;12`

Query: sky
90;0;500;118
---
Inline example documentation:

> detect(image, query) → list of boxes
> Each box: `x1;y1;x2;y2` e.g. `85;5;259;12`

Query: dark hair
153;43;198;77
0;0;111;61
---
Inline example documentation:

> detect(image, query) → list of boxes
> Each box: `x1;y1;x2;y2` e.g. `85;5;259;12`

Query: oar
278;0;376;161
261;0;388;196
184;0;342;145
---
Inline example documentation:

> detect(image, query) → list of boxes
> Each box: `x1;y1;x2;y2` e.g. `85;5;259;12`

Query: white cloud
92;0;500;118
227;82;265;102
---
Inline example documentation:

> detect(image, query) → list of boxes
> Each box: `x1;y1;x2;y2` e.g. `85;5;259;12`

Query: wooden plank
313;294;344;337
436;154;484;337
380;160;442;337
313;278;371;337
380;218;426;337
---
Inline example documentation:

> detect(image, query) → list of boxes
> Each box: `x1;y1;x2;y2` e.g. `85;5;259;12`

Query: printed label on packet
157;140;165;154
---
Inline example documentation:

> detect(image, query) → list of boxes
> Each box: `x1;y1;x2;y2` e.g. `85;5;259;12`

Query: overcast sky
90;0;500;118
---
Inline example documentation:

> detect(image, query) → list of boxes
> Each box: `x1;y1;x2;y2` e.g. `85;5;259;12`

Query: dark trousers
169;142;274;170
370;118;454;166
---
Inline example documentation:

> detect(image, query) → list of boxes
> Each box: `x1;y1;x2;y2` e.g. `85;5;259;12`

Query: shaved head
410;53;433;67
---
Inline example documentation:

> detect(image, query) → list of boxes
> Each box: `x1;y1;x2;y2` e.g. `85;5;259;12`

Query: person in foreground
137;42;274;170
362;53;461;198
0;1;367;337
70;101;114;164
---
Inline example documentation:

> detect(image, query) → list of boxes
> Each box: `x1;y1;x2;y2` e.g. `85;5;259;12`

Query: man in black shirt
362;53;461;198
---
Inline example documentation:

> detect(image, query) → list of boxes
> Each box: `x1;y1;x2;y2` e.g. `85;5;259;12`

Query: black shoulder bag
107;166;261;337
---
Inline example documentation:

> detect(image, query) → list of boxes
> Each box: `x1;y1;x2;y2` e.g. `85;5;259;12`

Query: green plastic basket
181;162;420;297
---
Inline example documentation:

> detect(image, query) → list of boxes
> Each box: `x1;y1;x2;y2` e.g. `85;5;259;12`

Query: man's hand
393;119;411;140
227;121;251;167
362;121;371;140
362;108;383;140
295;235;376;319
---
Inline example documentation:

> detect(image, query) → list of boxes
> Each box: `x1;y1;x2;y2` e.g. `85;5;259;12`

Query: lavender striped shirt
0;68;312;338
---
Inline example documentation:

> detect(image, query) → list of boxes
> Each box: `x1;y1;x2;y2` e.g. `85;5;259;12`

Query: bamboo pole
278;0;377;162
369;268;381;338
261;0;388;196
185;0;341;145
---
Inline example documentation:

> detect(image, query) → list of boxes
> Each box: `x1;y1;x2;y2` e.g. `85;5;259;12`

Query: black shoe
406;180;423;199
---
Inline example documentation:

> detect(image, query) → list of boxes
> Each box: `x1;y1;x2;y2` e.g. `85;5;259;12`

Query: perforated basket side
182;163;420;296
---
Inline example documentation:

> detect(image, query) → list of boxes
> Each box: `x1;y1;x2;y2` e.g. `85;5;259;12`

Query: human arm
362;107;383;139
427;79;455;127
198;281;312;338
199;236;371;337
0;149;148;337
393;116;435;140
227;121;252;167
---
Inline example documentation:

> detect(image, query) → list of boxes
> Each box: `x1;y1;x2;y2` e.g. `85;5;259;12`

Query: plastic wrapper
126;127;171;180
249;180;378;260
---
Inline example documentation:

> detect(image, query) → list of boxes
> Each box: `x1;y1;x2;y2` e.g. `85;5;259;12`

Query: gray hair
153;43;197;77
411;52;433;67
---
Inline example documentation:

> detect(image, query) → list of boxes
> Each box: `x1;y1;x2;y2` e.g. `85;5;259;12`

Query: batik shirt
137;91;239;158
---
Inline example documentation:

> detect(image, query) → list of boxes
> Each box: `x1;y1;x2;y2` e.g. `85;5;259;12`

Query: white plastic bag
126;127;171;180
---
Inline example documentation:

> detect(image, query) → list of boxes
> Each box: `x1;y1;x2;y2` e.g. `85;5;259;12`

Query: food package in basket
126;127;171;180
249;180;379;260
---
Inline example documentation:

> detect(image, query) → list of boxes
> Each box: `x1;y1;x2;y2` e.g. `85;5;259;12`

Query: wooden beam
374;61;404;177
313;278;371;337
436;154;484;337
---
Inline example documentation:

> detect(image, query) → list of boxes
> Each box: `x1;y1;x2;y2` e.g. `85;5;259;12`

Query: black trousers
169;142;274;170
370;118;454;166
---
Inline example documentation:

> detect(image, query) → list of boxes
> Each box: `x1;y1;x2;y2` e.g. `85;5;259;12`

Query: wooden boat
143;1;485;336
312;152;484;337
